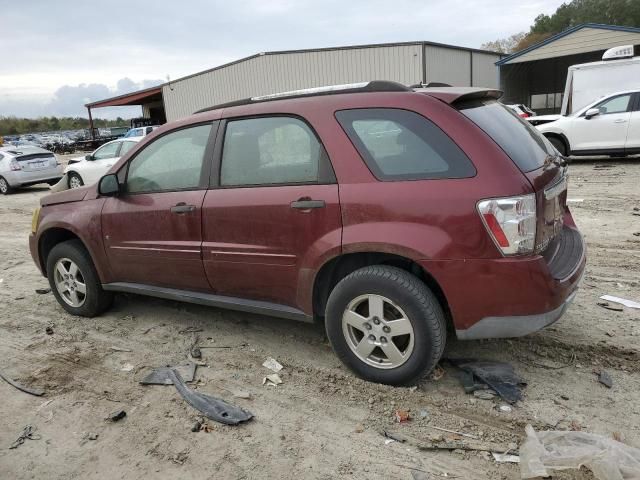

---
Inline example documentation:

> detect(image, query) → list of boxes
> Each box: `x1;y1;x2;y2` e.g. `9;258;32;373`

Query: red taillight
519;112;530;118
482;213;510;247
10;160;22;171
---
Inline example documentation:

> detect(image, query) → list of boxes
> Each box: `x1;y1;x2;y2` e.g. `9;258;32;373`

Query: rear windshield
459;100;554;172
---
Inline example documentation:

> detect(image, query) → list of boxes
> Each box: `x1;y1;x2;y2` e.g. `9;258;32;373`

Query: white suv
536;90;640;157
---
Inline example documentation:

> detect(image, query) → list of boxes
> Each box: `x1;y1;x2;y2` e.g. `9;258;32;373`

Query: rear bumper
4;167;63;187
420;225;586;340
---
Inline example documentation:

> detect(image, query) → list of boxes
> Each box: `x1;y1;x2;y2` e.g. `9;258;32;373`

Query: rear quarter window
336;108;475;181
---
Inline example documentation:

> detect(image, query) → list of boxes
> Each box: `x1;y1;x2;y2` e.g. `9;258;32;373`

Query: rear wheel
547;136;568;157
46;240;113;317
68;172;84;189
325;265;446;386
0;176;13;195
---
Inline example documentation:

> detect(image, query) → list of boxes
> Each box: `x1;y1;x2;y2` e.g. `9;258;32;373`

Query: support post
88;107;95;140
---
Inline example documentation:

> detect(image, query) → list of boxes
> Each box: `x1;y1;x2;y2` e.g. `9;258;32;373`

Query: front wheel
68;172;84;189
46;240;113;317
325;265;446;386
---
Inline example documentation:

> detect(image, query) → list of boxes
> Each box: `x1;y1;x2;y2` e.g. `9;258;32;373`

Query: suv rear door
201;115;341;309
101;123;215;291
624;92;640;152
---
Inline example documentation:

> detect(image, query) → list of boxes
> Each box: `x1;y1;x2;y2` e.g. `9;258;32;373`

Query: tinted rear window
336;108;475;181
459;100;555;172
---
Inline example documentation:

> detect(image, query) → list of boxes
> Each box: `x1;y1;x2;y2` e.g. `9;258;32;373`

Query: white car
0;146;63;194
63;137;141;189
505;104;536;118
537;89;640;157
124;126;160;138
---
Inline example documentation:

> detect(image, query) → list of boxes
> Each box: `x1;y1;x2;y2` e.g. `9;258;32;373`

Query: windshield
459;100;555;172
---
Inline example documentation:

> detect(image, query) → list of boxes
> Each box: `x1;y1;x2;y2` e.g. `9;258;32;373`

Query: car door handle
614;119;628;123
170;202;196;214
290;198;326;210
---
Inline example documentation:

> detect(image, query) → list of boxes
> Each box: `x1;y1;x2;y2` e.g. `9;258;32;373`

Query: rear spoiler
415;87;503;105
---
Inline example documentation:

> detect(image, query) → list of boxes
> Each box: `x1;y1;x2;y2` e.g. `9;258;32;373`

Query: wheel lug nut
368;334;376;341
364;323;372;330
383;326;391;333
373;317;380;325
380;336;387;343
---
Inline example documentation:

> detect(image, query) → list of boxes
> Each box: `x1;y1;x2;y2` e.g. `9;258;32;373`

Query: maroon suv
29;82;585;385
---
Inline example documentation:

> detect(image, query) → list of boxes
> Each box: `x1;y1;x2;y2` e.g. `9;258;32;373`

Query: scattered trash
381;429;406;443
492;452;519;463
600;294;640;309
178;326;203;334
520;424;640;479
107;409;127;422
110;346;132;352
142;367;253;425
14;295;25;300
9;425;41;449
232;390;252;400
120;363;134;372
190;345;202;359
45;326;54;335
381;429;507;453
430;364;445;381
499;405;512;413
447;359;525;404
473;390;496;400
0;369;45;396
354;424;365;433
395;410;410;423
427;425;479;440
598;370;613;388
140;362;197;385
560;395;570;400
263;373;283;386
170;449;190;465
384;439;395;445
419;409;429;419
262;357;283;372
82;432;99;442
410;471;430;480
35;287;51;294
191;420;202;432
566;198;584;203
597;301;623;312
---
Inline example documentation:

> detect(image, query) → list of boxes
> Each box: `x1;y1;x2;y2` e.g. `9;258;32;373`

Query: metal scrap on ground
446;359;525;404
0;369;45;396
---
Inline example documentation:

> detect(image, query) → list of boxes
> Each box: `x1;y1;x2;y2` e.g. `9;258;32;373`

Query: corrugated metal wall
163;44;500;121
472;52;499;87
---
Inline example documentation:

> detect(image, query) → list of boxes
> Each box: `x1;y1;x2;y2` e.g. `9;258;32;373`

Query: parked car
62;137;142;189
505;104;536;118
0;146;63;194
124;126;160;138
536;89;640;157
29;81;585;385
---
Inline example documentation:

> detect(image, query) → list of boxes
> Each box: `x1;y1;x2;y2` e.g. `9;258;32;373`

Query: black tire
0;176;13;195
46;240;113;317
325;265;446;386
68;172;84;189
548;136;568;157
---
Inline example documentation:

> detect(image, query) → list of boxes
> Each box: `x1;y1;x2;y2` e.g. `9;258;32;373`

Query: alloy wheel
342;294;415;369
53;257;87;307
69;175;82;189
0;178;7;193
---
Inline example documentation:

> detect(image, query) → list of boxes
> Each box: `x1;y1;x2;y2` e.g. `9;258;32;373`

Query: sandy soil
1;157;639;480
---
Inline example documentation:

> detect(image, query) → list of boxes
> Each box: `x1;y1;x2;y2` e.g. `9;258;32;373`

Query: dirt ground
1;156;639;480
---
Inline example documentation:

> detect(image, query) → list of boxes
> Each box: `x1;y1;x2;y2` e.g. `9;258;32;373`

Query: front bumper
29;233;44;276
420;225;586;340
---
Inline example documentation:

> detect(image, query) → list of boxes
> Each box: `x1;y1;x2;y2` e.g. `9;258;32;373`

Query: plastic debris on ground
107;410;126;422
447;359;525;404
140;362;197;385
492;452;520;463
9;425;41;449
600;294;640;309
597;301;623;312
520;424;640;480
120;363;134;372
35;287;51;294
262;357;283;372
0;370;45;396
263;373;283;386
394;410;410;423
598;370;613;388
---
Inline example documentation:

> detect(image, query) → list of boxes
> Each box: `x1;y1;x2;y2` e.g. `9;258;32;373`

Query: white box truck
529;45;640;125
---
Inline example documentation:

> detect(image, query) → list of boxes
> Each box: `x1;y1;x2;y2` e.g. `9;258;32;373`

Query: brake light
477;194;536;255
10;160;22;171
519;112;530;118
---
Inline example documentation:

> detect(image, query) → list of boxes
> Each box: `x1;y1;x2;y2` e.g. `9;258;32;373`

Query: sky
0;0;565;119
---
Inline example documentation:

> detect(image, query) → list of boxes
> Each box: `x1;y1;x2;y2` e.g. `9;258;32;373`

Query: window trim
335;107;476;182
120;121;218;196
581;93;634;117
94;141;122;160
211;114;337;189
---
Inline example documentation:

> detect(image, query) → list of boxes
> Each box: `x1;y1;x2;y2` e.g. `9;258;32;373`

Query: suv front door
101;123;216;291
624;92;640;152
201;115;342;309
569;93;633;152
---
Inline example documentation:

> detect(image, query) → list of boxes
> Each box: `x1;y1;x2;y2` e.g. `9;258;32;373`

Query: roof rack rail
194;80;411;114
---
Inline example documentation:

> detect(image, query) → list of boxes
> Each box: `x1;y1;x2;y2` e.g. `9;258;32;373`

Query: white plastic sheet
520;424;640;480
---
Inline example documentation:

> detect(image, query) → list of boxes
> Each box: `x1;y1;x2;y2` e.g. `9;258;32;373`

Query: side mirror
98;174;120;196
85;154;94;161
585;108;600;119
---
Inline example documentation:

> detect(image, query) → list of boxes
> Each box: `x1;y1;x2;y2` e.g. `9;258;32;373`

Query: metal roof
85;86;162;108
496;23;640;66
